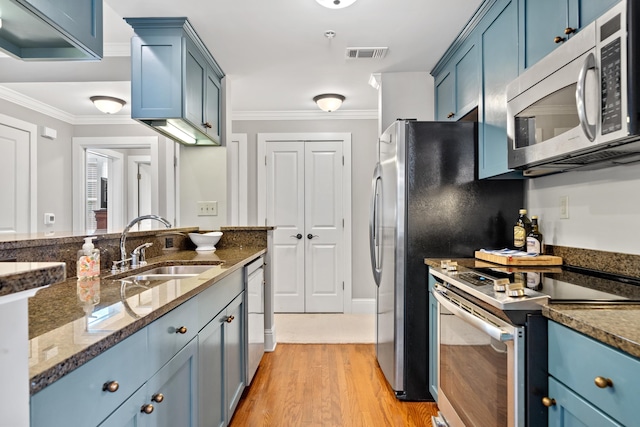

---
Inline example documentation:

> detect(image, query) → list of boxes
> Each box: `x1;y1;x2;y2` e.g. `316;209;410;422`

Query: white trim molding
233;109;377;121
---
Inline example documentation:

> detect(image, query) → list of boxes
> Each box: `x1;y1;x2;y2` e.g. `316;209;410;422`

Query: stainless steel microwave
506;0;640;176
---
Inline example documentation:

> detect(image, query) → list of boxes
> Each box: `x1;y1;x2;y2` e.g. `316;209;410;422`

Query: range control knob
492;278;510;292
506;283;525;297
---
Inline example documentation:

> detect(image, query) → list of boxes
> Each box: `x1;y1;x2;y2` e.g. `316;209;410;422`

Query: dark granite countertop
543;304;640;359
0;262;66;297
425;257;640;359
28;246;266;394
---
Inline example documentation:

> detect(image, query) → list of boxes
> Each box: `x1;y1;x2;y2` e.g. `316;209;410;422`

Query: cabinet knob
554;36;566;44
594;376;613;388
141;404;154;414
175;326;188;334
203;122;213;129
564;27;576;35
446;112;455;119
102;381;119;393
225;315;235;323
152;393;165;403
541;397;556;407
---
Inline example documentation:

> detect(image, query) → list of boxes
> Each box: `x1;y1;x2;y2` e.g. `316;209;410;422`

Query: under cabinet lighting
158;122;197;145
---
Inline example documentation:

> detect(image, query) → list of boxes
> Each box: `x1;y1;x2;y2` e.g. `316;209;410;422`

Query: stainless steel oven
432;284;525;427
429;262;640;427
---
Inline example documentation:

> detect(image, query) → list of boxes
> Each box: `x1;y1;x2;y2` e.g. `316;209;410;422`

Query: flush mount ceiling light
90;96;126;114
313;94;345;112
315;0;358;9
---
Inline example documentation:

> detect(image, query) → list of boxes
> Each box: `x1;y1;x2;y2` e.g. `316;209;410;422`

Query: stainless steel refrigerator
369;120;524;401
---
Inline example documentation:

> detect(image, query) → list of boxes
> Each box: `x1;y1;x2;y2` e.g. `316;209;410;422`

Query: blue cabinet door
435;69;455;121
146;338;199;427
427;273;438;402
225;292;246;421
455;41;480;119
198;310;226;427
184;39;206;131
98;385;150;427
574;0;620;29
479;0;519;178
204;68;221;143
519;0;568;70
547;377;622;427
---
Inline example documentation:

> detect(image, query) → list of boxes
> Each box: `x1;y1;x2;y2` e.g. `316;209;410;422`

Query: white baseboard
264;326;277;352
350;298;375;314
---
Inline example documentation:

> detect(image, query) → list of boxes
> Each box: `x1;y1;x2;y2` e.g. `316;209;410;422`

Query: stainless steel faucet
118;215;172;271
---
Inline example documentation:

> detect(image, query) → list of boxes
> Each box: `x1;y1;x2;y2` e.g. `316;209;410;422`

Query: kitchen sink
124;263;221;281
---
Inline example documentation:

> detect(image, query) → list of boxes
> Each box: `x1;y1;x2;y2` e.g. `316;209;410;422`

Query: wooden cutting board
475;251;563;266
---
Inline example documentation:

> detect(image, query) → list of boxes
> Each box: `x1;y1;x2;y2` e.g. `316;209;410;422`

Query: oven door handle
433;290;514;342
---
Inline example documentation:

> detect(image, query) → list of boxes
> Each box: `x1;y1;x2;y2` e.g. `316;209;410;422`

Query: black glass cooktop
469;265;640;303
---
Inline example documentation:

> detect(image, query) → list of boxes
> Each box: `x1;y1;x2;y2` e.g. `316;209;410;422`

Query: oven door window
439;304;511;427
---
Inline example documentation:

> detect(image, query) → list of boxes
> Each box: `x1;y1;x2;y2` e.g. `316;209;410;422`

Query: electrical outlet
197;201;218;216
559;195;569;219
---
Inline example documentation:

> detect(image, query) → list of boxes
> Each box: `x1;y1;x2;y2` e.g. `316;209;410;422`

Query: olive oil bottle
513;209;532;250
527;215;544;254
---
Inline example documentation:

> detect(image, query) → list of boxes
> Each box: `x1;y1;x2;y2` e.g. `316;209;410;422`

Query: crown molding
0;86;135;125
232;109;377;121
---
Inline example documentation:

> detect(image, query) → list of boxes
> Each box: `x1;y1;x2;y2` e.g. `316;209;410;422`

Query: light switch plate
559;196;569;219
197;201;218;216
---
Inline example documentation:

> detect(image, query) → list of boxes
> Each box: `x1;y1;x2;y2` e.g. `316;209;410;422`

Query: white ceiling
0;0;482;121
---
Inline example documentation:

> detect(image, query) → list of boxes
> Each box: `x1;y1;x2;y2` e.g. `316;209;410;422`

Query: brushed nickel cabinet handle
203;122;213;129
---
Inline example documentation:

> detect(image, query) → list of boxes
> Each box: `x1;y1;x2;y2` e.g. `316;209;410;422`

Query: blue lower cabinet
31;329;148;427
225;293;246;421
198;310;226;427
547;377;621;427
98;385;150;427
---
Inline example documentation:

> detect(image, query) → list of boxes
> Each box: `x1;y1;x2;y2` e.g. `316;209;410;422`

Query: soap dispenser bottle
77;236;100;279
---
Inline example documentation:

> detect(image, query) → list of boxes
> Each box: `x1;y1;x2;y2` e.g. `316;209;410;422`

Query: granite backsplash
546;245;640;279
0;227;272;279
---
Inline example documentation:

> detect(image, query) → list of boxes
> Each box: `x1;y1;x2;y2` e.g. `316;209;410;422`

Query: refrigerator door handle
369;163;382;286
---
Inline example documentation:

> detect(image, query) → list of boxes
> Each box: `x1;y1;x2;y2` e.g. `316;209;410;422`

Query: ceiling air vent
346;47;388;59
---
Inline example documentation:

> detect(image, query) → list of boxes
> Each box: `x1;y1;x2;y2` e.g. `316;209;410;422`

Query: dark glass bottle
527;215;544;254
513;209;532;250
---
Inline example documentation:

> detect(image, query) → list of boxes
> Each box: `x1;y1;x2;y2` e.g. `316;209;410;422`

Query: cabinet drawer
148;297;198;375
31;328;148;427
198;269;244;331
548;321;640;426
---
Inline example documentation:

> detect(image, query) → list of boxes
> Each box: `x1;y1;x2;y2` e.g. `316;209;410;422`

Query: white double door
266;140;344;313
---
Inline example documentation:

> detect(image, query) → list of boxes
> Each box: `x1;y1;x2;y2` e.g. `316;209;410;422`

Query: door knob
307;234;319;239
290;234;303;239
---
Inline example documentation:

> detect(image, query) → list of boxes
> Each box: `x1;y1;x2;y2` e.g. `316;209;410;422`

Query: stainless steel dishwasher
245;256;265;384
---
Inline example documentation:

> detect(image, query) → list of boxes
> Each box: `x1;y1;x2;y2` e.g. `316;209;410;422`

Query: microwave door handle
576;52;597;142
432;289;514;342
369;163;382;286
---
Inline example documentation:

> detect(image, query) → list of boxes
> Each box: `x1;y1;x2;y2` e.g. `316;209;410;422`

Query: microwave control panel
600;38;622;135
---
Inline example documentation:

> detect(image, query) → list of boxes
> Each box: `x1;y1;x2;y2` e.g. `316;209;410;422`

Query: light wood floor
230;344;438;426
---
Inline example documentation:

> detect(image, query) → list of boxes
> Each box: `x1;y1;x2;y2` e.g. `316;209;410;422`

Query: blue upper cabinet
126;17;225;146
479;0;519;178
434;38;479;121
0;0;102;60
518;0;620;71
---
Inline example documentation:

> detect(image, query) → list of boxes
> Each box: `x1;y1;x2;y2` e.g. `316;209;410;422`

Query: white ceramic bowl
188;231;223;252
